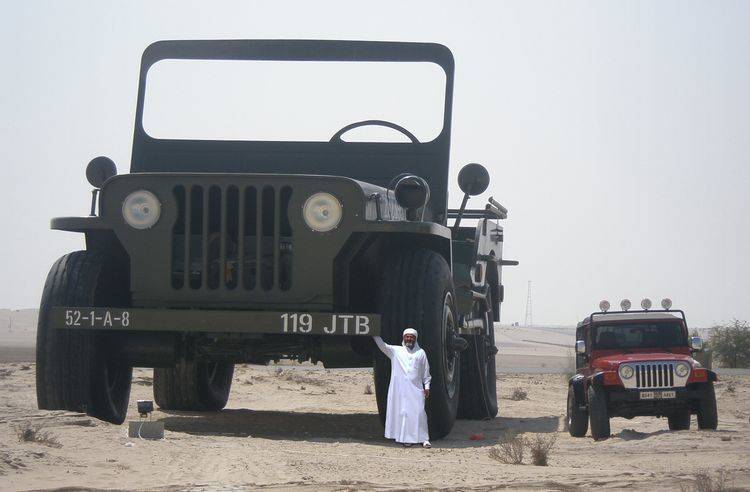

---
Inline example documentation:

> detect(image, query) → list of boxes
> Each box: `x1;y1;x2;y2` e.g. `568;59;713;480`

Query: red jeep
567;299;718;440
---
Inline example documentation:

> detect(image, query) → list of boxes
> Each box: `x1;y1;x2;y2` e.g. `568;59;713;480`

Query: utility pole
524;281;533;327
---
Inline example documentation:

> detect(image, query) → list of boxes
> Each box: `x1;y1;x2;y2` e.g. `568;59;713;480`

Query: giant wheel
374;248;461;439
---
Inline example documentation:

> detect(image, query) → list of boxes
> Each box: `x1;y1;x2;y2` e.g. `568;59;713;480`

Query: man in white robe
373;328;432;448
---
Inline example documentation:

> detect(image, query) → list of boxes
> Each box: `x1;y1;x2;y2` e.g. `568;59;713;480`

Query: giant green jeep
36;40;517;439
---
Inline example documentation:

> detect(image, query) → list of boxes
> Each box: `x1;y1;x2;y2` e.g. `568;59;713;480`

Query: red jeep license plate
640;390;676;400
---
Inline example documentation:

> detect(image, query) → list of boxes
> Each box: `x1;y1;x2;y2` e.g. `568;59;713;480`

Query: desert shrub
14;422;61;448
725;380;736;394
680;468;731;492
709;320;750;368
489;432;525;464
509;387;528;401
528;434;557;466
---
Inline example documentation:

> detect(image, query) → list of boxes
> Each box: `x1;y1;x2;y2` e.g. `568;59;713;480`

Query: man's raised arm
373;336;394;358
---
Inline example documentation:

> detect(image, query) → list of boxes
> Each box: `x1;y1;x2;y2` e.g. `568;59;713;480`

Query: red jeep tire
667;410;691;430
588;384;610;440
697;382;718;430
567;385;588;437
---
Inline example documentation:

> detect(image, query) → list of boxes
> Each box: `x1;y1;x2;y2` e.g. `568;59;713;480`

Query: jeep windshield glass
593;322;686;349
142;59;446;143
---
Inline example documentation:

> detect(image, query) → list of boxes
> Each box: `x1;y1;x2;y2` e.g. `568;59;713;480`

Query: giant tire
374;248;460;440
36;251;133;424
667;410;691;431
588;384;610;440
567;385;589;437
154;359;234;411
457;302;498;419
697;382;718;430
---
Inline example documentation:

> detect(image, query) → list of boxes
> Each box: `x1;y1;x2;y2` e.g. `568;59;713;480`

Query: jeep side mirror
690;336;703;352
452;163;490;231
86;156;117;188
457;163;490;196
575;340;586;354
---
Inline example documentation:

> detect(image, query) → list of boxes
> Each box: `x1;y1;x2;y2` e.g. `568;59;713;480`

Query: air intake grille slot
171;184;293;291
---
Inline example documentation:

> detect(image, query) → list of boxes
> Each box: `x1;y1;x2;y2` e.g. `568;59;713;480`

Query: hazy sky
1;1;748;327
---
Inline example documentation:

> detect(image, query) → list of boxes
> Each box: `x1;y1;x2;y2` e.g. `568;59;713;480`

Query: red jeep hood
592;350;694;370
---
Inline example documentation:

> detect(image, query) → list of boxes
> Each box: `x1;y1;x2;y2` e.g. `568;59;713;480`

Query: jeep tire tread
374;248;460;440
697;382;718;430
36;251;133;424
588;384;610;440
154;359;234;411
457;304;498;419
567;385;589;437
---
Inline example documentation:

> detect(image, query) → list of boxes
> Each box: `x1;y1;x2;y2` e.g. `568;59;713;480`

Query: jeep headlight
675;362;690;378
303;192;342;232
619;364;634;380
122;190;161;229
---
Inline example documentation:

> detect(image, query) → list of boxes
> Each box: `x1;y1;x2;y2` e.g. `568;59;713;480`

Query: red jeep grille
635;362;675;389
170;184;293;292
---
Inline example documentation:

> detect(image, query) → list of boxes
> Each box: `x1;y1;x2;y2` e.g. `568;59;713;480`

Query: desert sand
1;313;749;490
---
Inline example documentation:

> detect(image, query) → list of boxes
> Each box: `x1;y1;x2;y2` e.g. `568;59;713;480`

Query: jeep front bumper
52;307;380;336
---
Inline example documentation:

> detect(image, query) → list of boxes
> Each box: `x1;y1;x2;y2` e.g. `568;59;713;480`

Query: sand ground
1;312;748;490
1;363;749;491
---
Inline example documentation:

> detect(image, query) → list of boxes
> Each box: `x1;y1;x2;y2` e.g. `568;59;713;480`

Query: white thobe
374;336;431;444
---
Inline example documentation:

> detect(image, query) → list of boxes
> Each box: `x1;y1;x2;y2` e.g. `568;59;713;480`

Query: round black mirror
86;156;117;188
457;163;490;196
394;175;430;210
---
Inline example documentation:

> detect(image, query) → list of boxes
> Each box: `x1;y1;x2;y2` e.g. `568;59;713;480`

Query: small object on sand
721;436;731;442
364;384;373;395
124;442;135;447
275;367;283;375
469;433;485;441
128;421;164;440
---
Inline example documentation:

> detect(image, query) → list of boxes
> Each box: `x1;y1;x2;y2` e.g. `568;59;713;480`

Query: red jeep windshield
593;322;686;350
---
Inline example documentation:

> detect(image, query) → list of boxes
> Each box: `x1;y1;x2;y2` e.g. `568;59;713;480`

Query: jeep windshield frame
591;321;689;350
131;40;455;224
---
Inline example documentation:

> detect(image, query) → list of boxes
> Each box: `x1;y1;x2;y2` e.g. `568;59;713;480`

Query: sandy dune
1;362;749;491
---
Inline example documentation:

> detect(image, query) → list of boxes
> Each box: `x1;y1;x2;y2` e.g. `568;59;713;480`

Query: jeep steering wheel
329;120;420;144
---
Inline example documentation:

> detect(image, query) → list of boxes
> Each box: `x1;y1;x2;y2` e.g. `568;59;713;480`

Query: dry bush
528;434;557;466
364;384;373;395
14;422;61;448
725;381;736;394
489;432;525;464
679;469;732;492
509;387;528;401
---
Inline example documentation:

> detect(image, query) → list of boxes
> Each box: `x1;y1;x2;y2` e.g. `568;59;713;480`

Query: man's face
403;333;416;348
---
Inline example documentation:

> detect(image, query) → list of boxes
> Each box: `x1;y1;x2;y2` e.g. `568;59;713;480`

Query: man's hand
423;388;430;398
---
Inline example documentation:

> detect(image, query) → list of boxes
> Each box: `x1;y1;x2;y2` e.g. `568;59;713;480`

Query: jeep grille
621;361;689;389
170;184;293;292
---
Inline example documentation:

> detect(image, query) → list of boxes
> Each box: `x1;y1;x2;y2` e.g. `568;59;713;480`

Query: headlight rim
122;189;162;230
619;364;634;380
675;362;690;378
302;191;343;233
